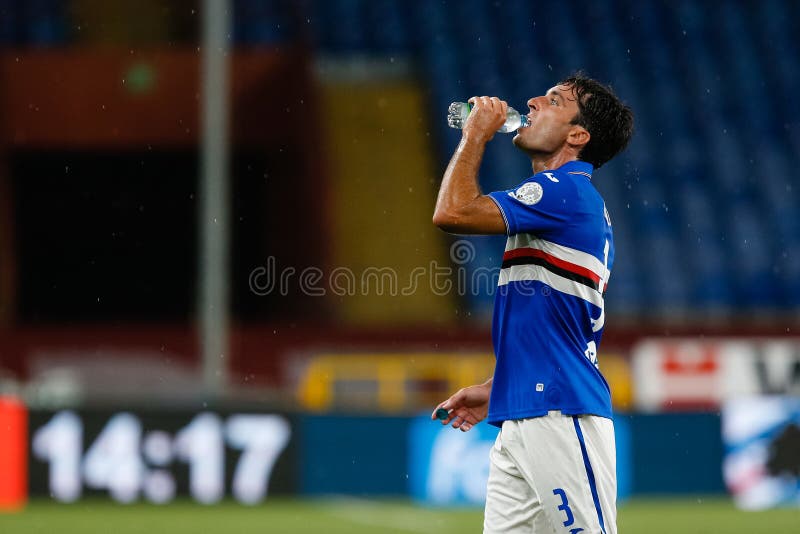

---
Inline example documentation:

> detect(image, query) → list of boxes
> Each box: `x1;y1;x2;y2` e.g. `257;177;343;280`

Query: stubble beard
512;133;537;159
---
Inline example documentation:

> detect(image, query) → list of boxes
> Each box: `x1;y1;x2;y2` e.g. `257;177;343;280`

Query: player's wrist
462;128;491;146
474;380;492;399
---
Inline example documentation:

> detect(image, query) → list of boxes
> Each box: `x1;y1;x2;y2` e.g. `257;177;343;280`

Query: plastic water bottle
447;102;529;133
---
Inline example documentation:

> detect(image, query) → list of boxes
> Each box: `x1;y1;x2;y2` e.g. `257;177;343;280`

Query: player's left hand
431;382;491;432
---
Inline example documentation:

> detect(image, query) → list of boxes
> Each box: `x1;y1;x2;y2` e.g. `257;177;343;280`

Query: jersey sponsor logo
509;182;543;205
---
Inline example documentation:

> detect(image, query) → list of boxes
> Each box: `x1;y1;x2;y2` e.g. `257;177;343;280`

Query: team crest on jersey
509;182;543;205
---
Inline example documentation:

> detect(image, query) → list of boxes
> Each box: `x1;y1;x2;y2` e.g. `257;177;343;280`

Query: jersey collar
558;160;594;180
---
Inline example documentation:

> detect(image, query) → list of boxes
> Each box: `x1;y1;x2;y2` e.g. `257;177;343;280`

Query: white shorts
483;411;616;534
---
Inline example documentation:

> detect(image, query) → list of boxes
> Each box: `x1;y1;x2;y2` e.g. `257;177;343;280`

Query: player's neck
530;152;579;175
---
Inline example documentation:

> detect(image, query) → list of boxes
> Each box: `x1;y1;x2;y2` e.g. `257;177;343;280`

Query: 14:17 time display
32;410;291;504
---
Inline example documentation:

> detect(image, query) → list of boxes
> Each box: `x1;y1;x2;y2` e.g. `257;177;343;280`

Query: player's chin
512;134;531;150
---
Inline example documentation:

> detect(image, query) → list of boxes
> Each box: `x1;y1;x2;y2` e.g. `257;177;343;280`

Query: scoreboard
0;397;295;508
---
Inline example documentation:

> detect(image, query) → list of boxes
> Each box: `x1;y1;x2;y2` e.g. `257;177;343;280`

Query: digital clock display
27;409;294;504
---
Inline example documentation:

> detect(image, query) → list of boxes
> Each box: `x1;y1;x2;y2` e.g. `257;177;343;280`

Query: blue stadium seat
727;203;779;308
0;0;65;45
364;0;410;55
0;0;17;44
234;0;297;45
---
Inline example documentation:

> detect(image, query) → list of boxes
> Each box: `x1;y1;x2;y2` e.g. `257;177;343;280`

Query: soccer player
431;74;633;534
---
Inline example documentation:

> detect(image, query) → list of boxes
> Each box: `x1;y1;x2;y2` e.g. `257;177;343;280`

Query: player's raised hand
463;96;508;144
431;380;492;432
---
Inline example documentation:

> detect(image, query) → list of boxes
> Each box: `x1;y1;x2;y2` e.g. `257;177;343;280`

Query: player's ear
567;125;590;150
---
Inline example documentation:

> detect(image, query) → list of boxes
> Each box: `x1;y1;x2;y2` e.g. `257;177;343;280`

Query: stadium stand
310;0;800;315
300;0;800;317
3;0;797;318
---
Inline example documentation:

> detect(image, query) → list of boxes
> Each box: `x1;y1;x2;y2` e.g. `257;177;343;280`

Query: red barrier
0;396;27;511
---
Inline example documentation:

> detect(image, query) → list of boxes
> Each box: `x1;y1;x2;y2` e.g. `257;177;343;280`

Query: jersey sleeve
488;173;576;235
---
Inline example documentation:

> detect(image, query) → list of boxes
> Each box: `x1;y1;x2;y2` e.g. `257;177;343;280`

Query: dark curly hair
559;72;634;169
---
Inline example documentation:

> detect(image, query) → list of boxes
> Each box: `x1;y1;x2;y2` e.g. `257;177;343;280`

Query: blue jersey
486;160;614;426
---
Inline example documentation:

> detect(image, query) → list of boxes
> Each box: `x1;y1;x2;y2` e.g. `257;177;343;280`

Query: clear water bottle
447;102;529;133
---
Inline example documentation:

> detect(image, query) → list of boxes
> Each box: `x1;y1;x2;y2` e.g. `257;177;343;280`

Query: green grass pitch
1;497;798;533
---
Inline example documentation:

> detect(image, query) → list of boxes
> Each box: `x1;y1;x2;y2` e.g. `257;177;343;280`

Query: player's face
513;84;582;155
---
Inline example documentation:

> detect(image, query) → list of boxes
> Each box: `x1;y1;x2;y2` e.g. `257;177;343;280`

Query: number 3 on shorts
553;488;584;533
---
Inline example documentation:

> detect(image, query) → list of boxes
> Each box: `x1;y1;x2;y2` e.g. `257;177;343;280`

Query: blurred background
0;0;799;531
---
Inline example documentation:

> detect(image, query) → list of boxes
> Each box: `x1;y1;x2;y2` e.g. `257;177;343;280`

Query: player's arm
432;96;507;235
431;377;493;432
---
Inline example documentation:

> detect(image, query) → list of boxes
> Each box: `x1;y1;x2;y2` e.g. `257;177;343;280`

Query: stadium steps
317;74;456;325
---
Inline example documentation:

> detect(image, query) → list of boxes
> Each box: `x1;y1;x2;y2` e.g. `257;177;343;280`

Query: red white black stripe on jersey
498;234;609;308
